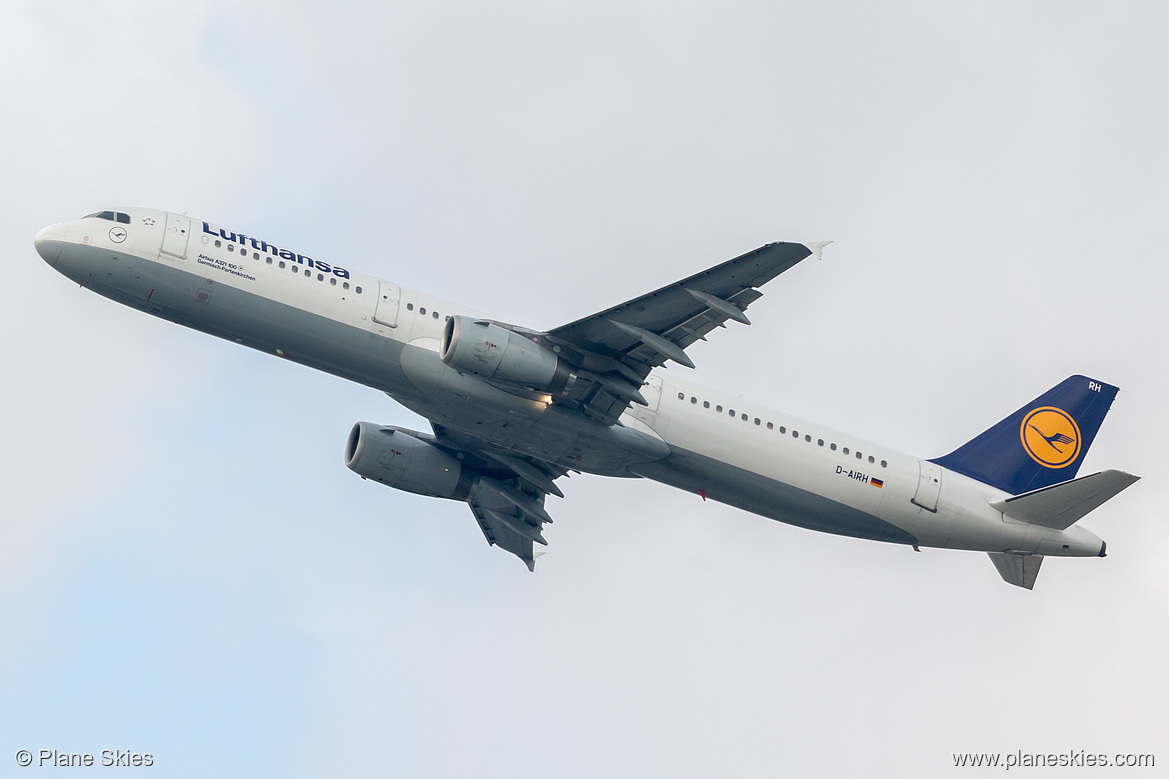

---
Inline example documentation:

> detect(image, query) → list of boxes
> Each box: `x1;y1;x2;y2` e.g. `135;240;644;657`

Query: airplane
34;208;1139;588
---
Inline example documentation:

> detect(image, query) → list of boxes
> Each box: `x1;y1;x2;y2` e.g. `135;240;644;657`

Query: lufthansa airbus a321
34;209;1138;588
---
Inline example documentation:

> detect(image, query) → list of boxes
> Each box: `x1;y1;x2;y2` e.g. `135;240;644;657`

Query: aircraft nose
34;222;67;265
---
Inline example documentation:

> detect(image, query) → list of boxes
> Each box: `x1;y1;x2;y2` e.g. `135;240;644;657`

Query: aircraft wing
543;241;820;424
432;424;565;571
468;499;543;572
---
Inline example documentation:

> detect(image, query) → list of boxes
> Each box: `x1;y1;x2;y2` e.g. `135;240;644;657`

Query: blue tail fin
930;375;1119;495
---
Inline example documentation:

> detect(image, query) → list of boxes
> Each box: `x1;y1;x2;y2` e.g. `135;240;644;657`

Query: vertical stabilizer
931;376;1118;495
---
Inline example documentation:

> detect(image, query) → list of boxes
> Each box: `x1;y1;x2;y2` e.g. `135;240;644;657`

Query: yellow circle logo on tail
1020;407;1081;468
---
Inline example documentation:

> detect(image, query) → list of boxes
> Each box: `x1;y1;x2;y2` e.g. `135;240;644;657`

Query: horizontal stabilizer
989;470;1139;531
989;553;1043;589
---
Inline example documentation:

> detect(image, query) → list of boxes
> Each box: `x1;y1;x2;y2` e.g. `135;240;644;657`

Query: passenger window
215;240;222;248
830;443;837;451
766;422;773;430
703;401;710;409
779;426;786;434
690;397;697;404
330;278;337;286
420;307;426;315
343;282;350;290
792;430;798;438
227;245;234;252
729;409;735;416
881;460;888;468
716;405;723;413
818;439;824;446
266;258;272;264
356;286;363;294
741;413;747;421
754;418;760;425
279;261;286;269
318;274;324;281
305;269;311;277
843;447;850;455
856;451;862;459
868;456;875;464
407;303;414;311
433;311;439;319
678;393;685;400
805;435;811;442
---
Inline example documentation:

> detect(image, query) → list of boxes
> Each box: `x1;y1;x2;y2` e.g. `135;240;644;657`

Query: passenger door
912;460;943;512
160;213;191;259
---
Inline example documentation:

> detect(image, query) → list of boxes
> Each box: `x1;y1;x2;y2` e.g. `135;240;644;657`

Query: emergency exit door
373;280;401;327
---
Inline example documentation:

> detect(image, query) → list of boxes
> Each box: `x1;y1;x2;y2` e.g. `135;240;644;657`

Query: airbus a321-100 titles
34;208;1139;588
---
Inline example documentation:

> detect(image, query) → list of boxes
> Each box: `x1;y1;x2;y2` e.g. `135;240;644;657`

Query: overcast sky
2;2;1166;776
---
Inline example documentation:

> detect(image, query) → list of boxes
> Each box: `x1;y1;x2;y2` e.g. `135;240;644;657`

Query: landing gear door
912;460;942;512
373;280;401;327
160;213;191;259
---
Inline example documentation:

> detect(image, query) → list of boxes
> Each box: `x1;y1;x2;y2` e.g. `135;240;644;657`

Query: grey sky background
2;2;1166;776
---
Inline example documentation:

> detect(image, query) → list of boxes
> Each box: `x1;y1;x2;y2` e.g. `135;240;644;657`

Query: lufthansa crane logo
1020;406;1081;468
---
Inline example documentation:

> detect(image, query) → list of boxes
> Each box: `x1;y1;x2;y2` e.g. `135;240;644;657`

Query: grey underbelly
632;447;918;545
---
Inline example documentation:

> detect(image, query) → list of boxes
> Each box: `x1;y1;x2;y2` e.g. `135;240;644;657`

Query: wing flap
469;501;540;571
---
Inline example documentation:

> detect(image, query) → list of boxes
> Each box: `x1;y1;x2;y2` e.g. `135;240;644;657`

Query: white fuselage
34;208;1106;559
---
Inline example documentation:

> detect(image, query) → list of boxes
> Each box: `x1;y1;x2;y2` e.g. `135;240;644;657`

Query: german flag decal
870;478;884;489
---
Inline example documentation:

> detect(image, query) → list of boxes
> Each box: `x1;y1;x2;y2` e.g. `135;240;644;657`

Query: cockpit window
83;210;131;224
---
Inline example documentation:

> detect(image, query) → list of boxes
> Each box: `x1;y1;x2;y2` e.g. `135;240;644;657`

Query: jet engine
440;315;570;392
344;422;473;500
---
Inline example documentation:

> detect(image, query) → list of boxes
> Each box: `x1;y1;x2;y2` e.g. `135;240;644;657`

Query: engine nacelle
440;314;569;392
344;422;473;500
